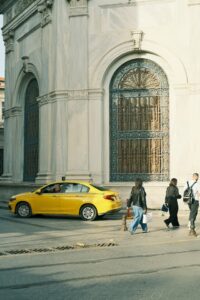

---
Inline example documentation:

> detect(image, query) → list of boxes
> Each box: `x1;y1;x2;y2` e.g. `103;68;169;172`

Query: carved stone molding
37;0;54;27
4;107;22;119
88;89;104;101
2;0;39;29
100;0;174;9
37;91;68;107
3;30;15;54
68;90;89;101
67;0;88;17
130;30;143;51
14;0;36;17
37;94;50;107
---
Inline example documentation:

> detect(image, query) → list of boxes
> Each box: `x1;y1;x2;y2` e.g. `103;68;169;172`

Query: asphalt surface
1;205;200;300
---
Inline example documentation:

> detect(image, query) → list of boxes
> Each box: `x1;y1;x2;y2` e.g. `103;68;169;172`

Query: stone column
66;0;91;180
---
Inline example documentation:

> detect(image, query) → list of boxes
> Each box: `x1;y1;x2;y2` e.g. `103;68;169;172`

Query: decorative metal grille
23;79;39;182
110;59;169;182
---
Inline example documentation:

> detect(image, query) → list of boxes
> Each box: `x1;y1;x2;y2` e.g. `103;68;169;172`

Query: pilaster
88;89;104;184
36;91;68;183
66;0;91;180
0;107;22;182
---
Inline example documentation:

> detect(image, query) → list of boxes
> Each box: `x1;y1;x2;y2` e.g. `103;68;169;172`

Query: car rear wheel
16;202;32;218
80;205;97;221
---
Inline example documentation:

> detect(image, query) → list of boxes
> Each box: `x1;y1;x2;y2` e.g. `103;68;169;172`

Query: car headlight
9;196;16;202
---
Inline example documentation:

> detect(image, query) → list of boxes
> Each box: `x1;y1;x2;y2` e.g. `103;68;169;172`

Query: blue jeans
130;206;148;233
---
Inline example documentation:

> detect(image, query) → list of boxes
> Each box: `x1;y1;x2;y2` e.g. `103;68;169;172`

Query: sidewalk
0;207;198;254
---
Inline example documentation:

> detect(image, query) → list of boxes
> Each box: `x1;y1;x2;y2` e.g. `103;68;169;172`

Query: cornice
1;0;54;34
2;1;39;35
4;107;22;119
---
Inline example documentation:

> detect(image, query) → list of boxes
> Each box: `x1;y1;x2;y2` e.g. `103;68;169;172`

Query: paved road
1;207;200;300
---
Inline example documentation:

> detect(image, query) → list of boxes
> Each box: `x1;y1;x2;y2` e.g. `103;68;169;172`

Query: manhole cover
0;242;118;257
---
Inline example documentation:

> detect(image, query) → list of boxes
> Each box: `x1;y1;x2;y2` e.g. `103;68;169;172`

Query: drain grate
6;249;31;255
0;242;118;257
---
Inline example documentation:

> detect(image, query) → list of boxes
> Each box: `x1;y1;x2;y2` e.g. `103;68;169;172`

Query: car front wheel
16;202;32;218
80;205;97;221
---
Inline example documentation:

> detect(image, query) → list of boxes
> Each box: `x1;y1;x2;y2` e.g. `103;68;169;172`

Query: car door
33;183;61;214
59;183;89;215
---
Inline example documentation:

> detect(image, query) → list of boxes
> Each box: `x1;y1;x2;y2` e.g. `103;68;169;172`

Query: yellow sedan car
8;181;122;221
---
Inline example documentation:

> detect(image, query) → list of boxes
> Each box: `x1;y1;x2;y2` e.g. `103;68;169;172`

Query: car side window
62;183;89;193
41;183;89;194
41;183;61;193
81;185;89;193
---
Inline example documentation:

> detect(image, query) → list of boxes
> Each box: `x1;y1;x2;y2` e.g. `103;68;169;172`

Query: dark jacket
127;186;147;210
165;185;181;205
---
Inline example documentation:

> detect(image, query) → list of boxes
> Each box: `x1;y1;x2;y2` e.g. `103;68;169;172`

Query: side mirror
35;190;42;195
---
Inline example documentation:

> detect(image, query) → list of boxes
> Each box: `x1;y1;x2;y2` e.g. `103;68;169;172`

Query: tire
16;202;32;218
80;205;97;221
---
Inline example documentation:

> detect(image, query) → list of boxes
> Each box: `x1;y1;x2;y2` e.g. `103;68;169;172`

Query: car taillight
104;195;116;201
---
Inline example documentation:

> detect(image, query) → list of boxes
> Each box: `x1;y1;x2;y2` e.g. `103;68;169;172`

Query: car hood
11;192;32;198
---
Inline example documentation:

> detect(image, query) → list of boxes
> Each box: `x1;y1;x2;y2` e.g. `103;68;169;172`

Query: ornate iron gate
23;79;39;182
110;59;169;181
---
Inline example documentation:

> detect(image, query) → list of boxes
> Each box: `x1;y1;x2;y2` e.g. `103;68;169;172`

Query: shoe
164;220;169;228
189;229;198;237
173;226;180;229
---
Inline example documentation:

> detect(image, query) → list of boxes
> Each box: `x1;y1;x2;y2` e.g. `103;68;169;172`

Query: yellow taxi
8;181;122;221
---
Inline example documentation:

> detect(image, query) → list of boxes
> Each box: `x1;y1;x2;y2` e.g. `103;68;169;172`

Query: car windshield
91;184;109;191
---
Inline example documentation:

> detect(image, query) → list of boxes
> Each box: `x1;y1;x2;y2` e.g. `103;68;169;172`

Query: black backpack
183;181;196;204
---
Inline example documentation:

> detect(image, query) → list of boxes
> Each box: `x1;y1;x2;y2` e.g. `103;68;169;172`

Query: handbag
161;203;169;212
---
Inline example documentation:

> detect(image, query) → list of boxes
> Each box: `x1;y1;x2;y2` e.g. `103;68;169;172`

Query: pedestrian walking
164;178;181;229
127;178;148;234
184;173;200;237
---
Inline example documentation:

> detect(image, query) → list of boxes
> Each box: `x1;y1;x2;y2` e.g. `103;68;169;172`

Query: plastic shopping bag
143;212;152;224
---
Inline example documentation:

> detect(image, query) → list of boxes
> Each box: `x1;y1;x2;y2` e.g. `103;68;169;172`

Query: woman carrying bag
164;178;182;228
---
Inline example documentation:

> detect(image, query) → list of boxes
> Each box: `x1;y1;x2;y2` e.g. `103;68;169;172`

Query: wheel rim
82;207;95;220
18;204;30;217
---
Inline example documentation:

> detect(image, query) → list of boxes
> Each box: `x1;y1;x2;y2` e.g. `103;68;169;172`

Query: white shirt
184;180;200;201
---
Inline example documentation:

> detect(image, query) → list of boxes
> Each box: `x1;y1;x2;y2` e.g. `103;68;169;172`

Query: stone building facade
0;0;200;205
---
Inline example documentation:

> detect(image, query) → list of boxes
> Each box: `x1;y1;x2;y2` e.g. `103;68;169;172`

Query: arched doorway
110;58;169;181
23;78;39;182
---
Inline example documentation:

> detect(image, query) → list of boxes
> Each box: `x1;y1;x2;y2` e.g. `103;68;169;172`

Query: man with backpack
184;173;200;237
